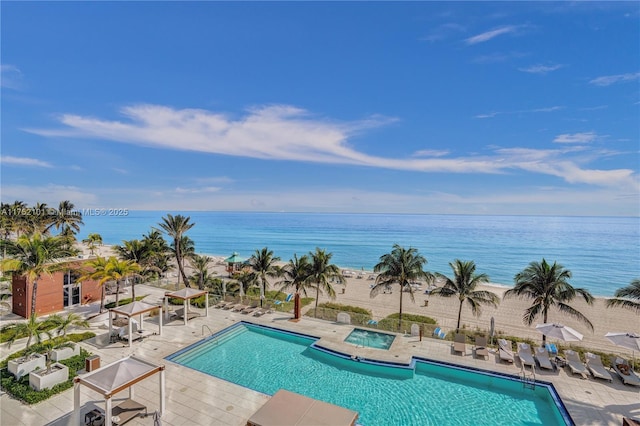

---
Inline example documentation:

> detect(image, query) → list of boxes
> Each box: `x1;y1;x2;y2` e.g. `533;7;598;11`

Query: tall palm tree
0;233;71;317
82;233;103;256
278;254;312;320
32;202;52;233
79;256;111;313
606;279;640;314
248;247;281;307
44;200;84;235
158;214;195;288
430;259;500;333
370;245;431;330
141;229;172;279
116;239;148;264
308;248;343;317
504;258;594;344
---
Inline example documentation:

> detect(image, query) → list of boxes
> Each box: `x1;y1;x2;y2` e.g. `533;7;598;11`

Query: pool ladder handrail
520;365;536;390
202;324;214;336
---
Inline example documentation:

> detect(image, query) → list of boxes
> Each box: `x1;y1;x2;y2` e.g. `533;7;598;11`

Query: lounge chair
585;353;612;382
517;343;535;369
534;347;554;370
564;350;589;379
241;304;259;314
611;356;640;386
498;339;514;363
433;327;446;339
474;336;489;359
214;300;232;309
232;304;248;312
222;302;238;310
453;333;466;356
274;294;294;305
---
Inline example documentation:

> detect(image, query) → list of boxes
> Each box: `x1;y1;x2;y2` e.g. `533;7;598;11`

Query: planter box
51;343;80;361
29;363;69;391
8;354;46;379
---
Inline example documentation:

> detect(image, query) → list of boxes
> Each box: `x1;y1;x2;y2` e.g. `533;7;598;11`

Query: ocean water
79;212;639;297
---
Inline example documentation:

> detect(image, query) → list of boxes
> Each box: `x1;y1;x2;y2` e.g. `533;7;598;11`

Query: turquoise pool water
344;328;395;350
167;323;572;426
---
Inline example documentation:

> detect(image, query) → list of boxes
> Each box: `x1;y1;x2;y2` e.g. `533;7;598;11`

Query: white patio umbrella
535;323;584;342
605;332;640;369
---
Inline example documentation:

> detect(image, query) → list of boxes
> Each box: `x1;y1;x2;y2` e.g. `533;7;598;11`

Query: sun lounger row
213;300;273;317
450;334;489;359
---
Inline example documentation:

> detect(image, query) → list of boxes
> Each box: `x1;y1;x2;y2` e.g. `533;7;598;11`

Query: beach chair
534;347;554;370
274;294;293;305
585;353;612;382
611;356;640;386
517;343;535;369
213;300;232;309
241;304;259;314
474;336;489;360
498;339;514;363
453;333;466;356
222;302;238;310
564;350;589;379
433;327;446;339
232;304;249;312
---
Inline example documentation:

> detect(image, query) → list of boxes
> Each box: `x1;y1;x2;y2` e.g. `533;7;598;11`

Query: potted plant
3;314;52;379
28;335;72;391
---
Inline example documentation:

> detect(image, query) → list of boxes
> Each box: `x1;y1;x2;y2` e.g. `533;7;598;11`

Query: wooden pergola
164;287;209;325
109;301;163;348
73;356;165;426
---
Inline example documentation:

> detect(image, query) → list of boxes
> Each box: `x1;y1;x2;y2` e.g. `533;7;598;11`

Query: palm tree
79;256;111;313
370;245;431;330
1;233;71;317
82;233;103;256
278;254;313;320
141;229;172;279
36;332;76;374
0;313;52;351
44;200;84;235
308;248;343;317
49;312;90;337
233;270;258;302
105;257;142;304
430;260;500;333
504;258;594;344
248;247;281;307
158;214;195;288
189;254;213;290
606;279;640;314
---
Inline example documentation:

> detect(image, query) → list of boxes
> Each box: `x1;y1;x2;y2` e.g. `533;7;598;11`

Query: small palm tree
105;257;142;304
308;248;343;317
370;244;432;330
504;258;594;344
44;200;84;235
33;331;75;373
0;313;52;351
1;233;71;317
158;214;195;288
49;312;90;337
430;260;500;333
606;279;640;314
82;233;103;256
278;254;313;320
189;254;213;290
79;256;110;313
248;247;281;307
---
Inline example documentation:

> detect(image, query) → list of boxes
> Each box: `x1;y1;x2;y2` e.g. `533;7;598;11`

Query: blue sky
2;2;639;216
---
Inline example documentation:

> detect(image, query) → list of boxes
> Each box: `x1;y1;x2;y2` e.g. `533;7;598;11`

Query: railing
201;325;213;336
520;365;536;390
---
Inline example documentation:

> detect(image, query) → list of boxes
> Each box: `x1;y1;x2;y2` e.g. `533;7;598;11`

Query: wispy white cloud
0;184;98;206
26;103;637;190
175;186;221;194
474;106;563;119
465;26;517;45
589;72;640;86
412;149;450;157
420;23;466;43
554;132;597;144
0;65;23;90
1;156;52;167
518;64;564;74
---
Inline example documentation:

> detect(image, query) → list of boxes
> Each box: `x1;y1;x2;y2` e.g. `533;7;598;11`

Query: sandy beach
82;244;638;356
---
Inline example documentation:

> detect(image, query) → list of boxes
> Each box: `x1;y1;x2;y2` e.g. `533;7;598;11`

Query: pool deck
1;285;638;426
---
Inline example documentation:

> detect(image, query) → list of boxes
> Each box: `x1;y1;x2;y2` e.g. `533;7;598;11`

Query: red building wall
11;259;102;319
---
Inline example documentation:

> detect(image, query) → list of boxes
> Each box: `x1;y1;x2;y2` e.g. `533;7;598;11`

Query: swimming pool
344;328;395;349
167;323;573;426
